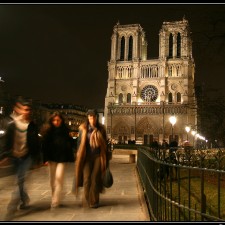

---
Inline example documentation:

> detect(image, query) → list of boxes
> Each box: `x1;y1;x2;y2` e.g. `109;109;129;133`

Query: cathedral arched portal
136;117;160;145
112;120;130;144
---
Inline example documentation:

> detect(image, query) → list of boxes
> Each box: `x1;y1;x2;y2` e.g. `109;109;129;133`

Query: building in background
0;78;103;139
104;18;197;146
40;103;88;138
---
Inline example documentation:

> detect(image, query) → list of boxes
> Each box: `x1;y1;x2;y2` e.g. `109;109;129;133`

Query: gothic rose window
141;85;158;102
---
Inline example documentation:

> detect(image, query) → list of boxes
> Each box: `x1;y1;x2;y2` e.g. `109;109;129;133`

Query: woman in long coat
75;109;108;208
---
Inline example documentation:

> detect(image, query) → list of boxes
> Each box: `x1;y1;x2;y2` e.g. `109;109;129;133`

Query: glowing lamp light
185;126;190;133
169;115;177;126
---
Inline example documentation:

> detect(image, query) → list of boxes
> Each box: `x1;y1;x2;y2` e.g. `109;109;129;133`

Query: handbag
0;157;12;168
103;166;113;188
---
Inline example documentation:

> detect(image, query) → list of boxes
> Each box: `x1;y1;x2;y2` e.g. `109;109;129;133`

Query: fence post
201;193;206;220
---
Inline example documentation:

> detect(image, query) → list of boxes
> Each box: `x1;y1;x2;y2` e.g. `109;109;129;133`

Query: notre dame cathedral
104;18;197;146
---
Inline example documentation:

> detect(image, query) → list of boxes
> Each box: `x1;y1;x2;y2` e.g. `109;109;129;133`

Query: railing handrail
136;146;225;221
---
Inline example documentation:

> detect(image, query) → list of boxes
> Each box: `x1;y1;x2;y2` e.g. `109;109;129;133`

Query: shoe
50;203;59;210
19;197;30;209
4;212;14;221
90;203;99;208
19;203;30;209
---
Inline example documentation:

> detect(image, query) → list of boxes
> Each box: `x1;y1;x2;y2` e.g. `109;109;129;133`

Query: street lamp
185;126;190;141
169;115;177;140
109;103;114;139
195;133;200;149
191;130;196;148
134;102;136;142
110;107;113;139
205;139;208;149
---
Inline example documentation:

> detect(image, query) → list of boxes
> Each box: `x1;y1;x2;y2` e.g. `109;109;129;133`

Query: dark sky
1;4;225;109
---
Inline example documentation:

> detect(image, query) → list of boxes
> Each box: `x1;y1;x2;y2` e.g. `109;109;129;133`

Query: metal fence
136;146;225;221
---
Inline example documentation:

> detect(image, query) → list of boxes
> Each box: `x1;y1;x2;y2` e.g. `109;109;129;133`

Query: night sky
1;4;225;109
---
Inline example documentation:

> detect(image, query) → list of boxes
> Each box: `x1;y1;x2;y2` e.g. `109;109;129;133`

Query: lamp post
185;126;190;141
162;101;165;141
196;133;200;150
110;104;113;139
205;139;208;149
169;115;177;141
134;102;136;142
191;130;196;148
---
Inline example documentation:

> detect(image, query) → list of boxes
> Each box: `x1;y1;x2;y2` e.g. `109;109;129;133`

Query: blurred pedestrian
169;138;178;153
74;109;108;208
150;139;160;157
151;139;159;151
161;139;169;159
40;111;75;209
2;96;41;221
169;138;178;179
162;139;169;149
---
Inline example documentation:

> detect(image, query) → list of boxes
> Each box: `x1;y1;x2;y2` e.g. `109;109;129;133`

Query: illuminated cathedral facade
104;18;197;146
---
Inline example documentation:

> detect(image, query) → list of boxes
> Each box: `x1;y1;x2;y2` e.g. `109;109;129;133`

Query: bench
112;149;137;163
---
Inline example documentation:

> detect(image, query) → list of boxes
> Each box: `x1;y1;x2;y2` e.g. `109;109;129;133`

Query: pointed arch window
128;36;133;60
177;33;181;58
120;36;125;61
177;92;181;103
169;33;173;58
127;93;131;103
119;93;123;104
168;66;172;77
168;93;173;103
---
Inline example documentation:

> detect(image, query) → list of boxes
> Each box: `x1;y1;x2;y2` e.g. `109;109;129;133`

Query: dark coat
41;125;74;163
0;116;41;164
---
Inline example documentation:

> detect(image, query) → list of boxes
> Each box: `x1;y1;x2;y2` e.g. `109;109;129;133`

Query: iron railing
136;146;225;221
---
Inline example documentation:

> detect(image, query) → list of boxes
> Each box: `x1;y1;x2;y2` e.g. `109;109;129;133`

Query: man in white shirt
3;96;41;221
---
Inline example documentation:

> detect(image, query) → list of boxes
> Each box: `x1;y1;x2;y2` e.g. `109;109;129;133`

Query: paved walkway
0;155;150;222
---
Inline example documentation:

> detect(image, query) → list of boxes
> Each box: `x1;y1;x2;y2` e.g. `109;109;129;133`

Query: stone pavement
0;155;150;222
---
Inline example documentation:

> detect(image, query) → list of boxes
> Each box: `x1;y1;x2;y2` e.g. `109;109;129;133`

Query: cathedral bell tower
104;18;197;146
